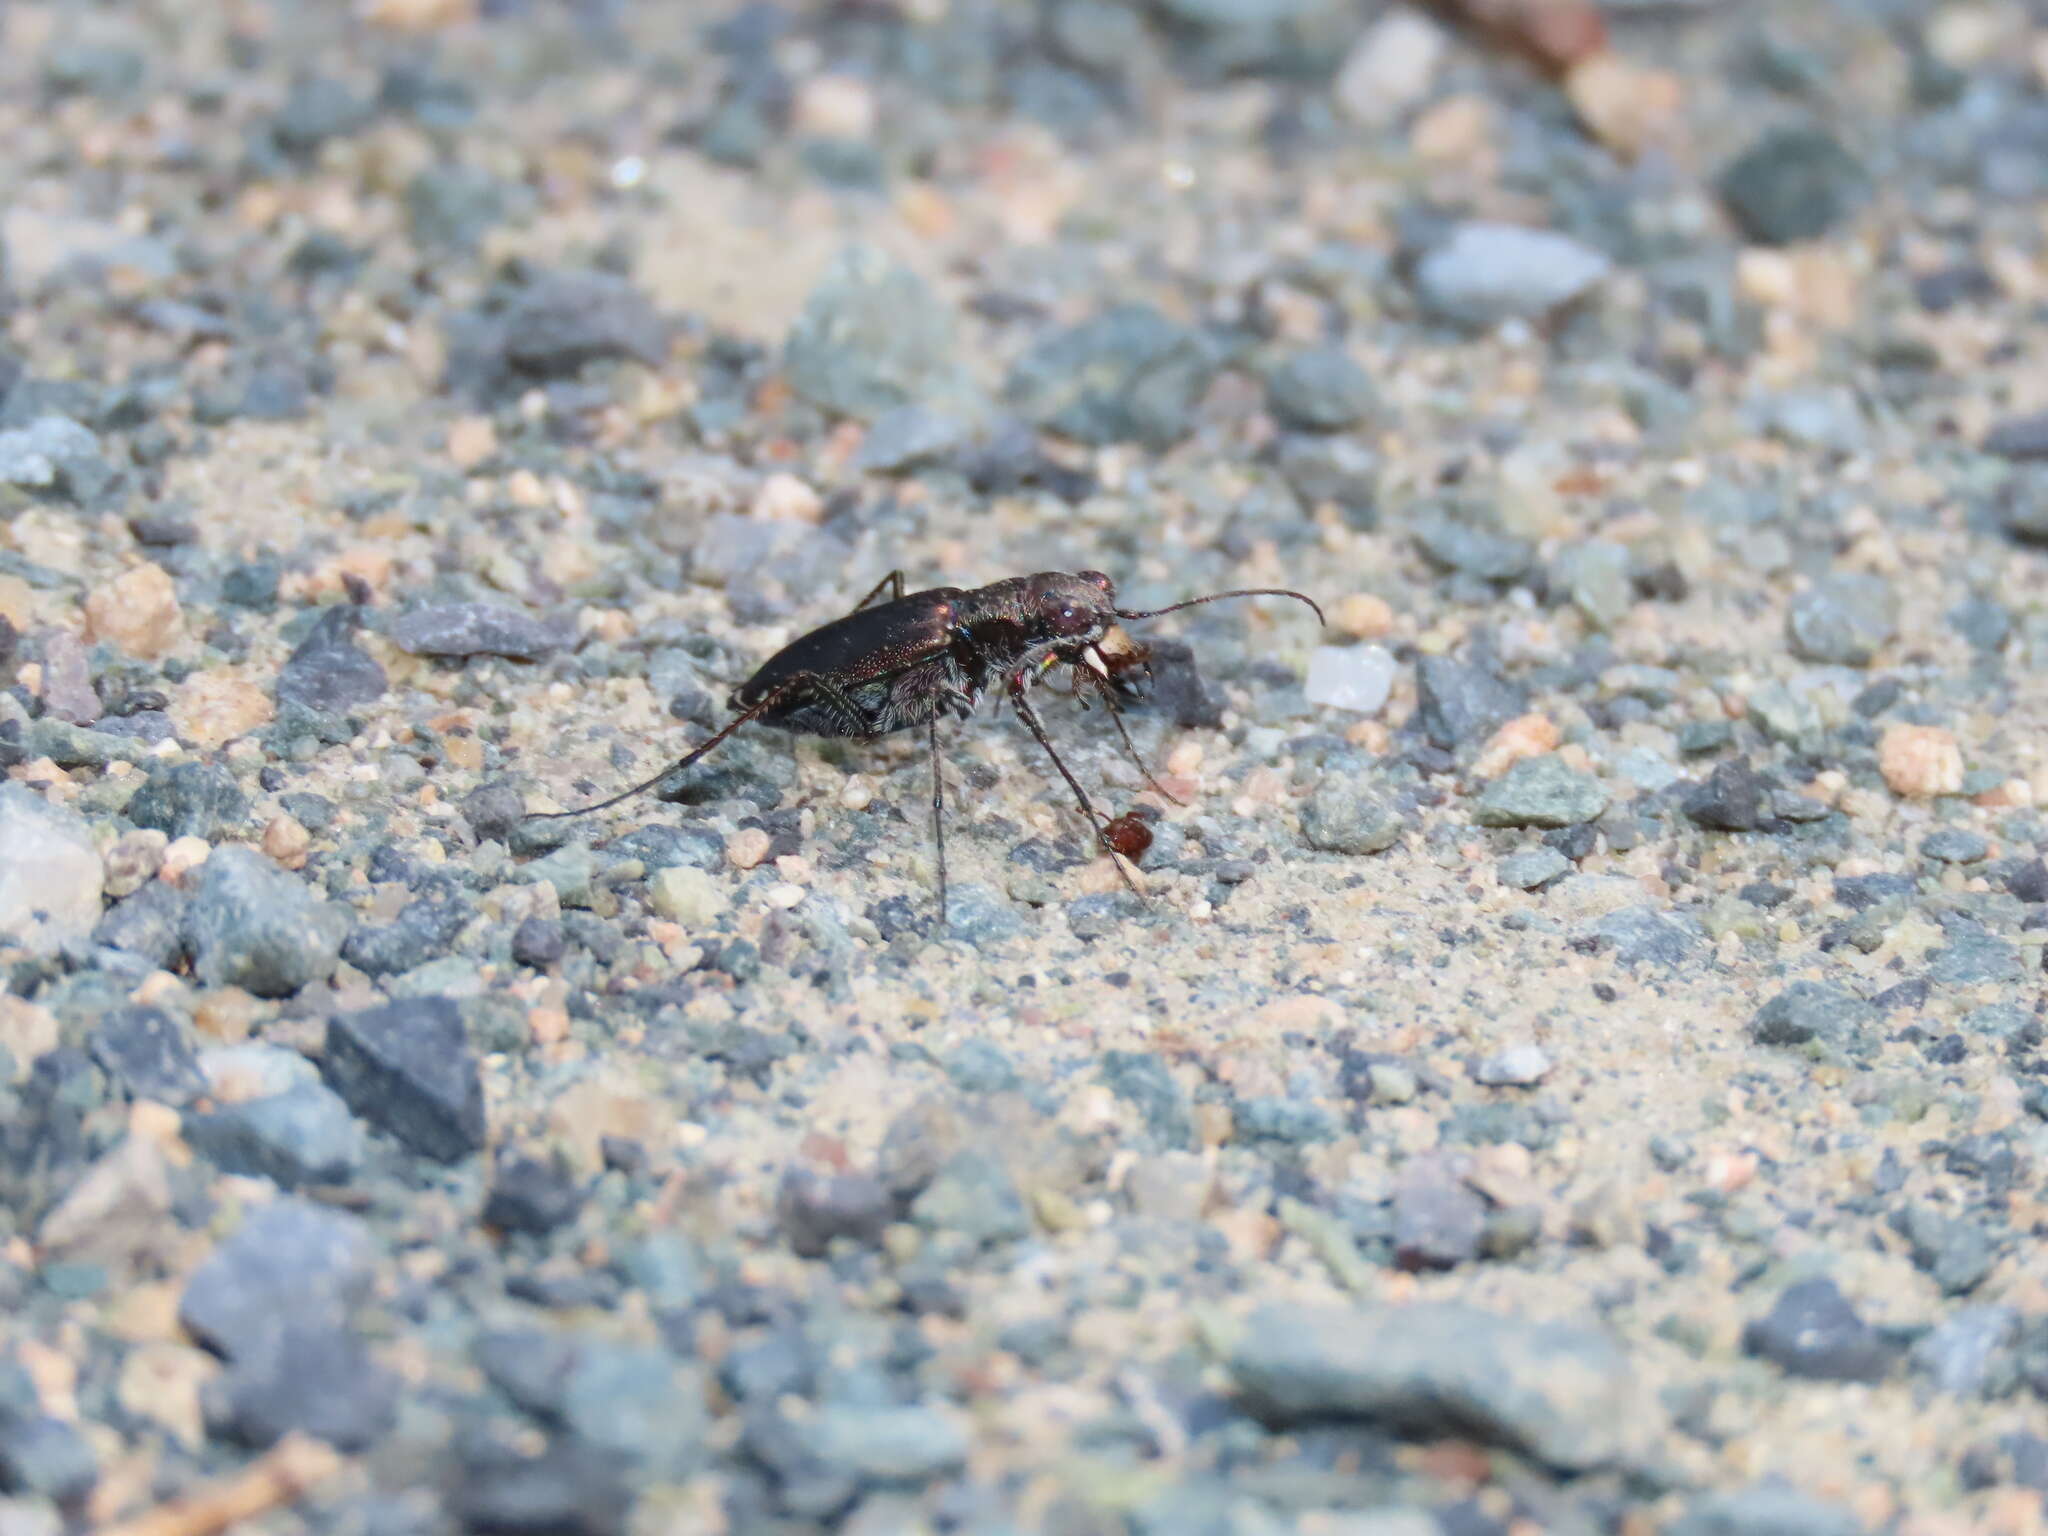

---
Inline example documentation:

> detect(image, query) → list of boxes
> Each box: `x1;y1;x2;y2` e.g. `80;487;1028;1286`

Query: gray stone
1787;574;1897;666
1101;1050;1194;1149
204;1323;396;1451
179;1198;378;1360
91;883;187;971
1414;655;1522;749
785;246;960;422
1473;756;1607;829
1497;847;1570;890
1474;1043;1552;1087
184;846;348;998
0;784;104;956
1671;1487;1864;1536
1266;345;1376;431
0;1417;97;1505
1235;1098;1338;1143
499;271;667;379
1552;540;1634;631
558;1343;708;1479
185;1083;366;1189
275;605;386;714
322;996;487;1163
1741;1277;1892;1383
127;761;248;841
1897;1204;1996;1296
777;1167;892;1257
1756;388;1867;454
89;1007;204;1106
855;405;973;472
943;883;1022;944
1921;827;1988;864
1414;222;1610;328
910;1149;1030;1246
1750;981;1874;1049
1718;126;1870;245
1950;595;2011;652
390;603;564;661
0;415;111;502
1300;774;1405;854
800;1403;968;1484
1684;758;1764;831
2001;466;2048;542
1006;303;1218;448
1277;432;1380;518
1984;412;2048;460
1576;904;1703;968
1912;1306;2017;1397
1392;1156;1485;1270
1414;512;1535;582
1228;1301;1661;1472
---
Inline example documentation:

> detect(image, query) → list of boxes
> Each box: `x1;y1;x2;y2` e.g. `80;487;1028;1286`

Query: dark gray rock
179;1198;378;1360
1671;1487;1863;1536
1960;1432;2048;1494
1685;758;1765;832
1786;574;1897;666
784;246;960;422
1006;303;1218;448
275;605;387;714
1228;1301;1660;1472
1577;905;1703;968
1926;921;2023;986
1414;655;1522;749
1142;638;1223;729
0;415;113;503
185;846;349;997
342;879;475;976
1750;981;1874;1049
1950;595;2012;652
322;996;487;1163
185;1083;366;1189
1833;872;1915;910
1393;1156;1485;1271
1897;1204;1996;1295
461;778;528;843
272;74;371;156
1235;1098;1338;1143
1921;827;1989;864
1741;1277;1893;1382
795;1403;969;1484
513;916;565;967
91;882;189;970
2002;466;2048;542
500;271;668;379
777;1166;892;1257
1473;755;1607;829
1718;127;1871;245
1101;1050;1194;1149
1300;774;1405;854
854;405;973;473
483;1151;584;1235
452;1439;631;1536
89;1007;204;1106
127;761;247;840
391;603;564;661
1414;512;1535;582
204;1323;397;1450
1277;432;1380;519
1266;345;1375;431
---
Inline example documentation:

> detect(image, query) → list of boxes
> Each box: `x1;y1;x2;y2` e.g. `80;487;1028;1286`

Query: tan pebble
443;733;484;772
128;972;187;1010
1411;94;1496;168
506;468;548;507
192;989;259;1044
159;837;211;884
1974;776;2032;809
0;574;31;629
261;815;311;869
727;826;773;869
1166;741;1204;776
764;882;805;910
529;1007;571;1047
84;563;183;660
117;1343;215;1451
0;996;59;1085
650;865;727;926
169;672;273;751
750;471;823;524
103;829;169;898
793;74;876;139
1564;51;1682;159
446;415;498;471
1879;723;1963;798
1344;719;1391;753
361;0;477;32
1472;713;1560;778
839;774;873;811
1330;592;1394;640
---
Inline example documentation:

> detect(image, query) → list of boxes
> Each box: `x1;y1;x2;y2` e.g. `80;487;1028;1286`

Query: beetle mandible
529;569;1325;923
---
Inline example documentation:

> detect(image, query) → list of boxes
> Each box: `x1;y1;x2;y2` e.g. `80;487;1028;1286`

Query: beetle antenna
1115;588;1325;626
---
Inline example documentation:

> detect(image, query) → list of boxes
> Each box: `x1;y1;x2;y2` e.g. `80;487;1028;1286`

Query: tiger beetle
529;570;1325;925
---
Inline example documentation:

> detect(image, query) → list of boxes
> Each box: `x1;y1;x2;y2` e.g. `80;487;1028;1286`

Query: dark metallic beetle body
534;569;1322;923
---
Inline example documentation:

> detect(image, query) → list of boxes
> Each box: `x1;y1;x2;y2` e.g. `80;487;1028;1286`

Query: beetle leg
929;714;948;930
1007;676;1141;898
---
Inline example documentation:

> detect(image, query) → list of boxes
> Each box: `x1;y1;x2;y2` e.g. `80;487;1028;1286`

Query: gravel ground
3;0;2048;1533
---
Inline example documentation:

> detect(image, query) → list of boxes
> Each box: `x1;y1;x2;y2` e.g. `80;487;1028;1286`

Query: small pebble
1304;645;1395;714
1474;1043;1552;1087
726;827;773;870
1880;724;1964;798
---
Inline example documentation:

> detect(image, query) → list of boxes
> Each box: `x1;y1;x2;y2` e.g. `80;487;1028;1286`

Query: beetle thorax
955;570;1119;682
